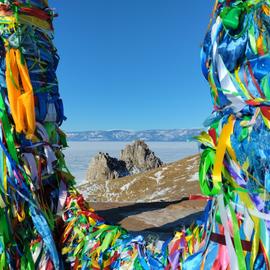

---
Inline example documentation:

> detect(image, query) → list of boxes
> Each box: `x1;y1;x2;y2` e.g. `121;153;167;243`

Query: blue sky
53;0;215;131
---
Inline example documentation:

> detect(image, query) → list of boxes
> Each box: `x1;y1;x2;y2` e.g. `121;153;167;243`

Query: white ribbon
212;17;246;113
232;201;270;221
22;152;38;187
243;208;254;241
44;146;56;175
44;102;57;122
36;122;49;141
57;181;67;215
36;123;57;175
217;194;239;270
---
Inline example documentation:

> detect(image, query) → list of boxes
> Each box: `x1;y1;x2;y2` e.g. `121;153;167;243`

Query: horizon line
65;127;203;133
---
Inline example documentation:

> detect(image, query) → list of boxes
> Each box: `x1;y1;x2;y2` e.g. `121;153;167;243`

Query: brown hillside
78;154;201;202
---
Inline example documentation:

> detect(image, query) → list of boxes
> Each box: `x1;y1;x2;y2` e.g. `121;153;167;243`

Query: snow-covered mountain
66;129;202;142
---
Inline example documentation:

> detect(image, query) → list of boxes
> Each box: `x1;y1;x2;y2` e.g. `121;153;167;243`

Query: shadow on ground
95;198;190;224
130;211;204;241
93;199;205;241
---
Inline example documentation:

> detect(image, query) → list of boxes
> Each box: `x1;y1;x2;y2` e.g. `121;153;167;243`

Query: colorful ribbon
0;0;268;269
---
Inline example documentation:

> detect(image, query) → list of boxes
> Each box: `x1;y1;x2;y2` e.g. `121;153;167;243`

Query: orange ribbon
5;48;36;139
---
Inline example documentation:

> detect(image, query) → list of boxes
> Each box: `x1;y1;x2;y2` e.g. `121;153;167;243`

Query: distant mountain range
66;129;203;142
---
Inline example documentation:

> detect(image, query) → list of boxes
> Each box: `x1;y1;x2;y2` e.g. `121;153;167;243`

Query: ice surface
64;141;199;185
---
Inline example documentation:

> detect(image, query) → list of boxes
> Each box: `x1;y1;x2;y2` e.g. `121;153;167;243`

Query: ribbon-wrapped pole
0;0;268;269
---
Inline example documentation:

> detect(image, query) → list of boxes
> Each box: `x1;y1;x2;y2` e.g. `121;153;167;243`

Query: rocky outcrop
87;152;129;181
79;155;200;202
120;140;163;174
87;140;163;181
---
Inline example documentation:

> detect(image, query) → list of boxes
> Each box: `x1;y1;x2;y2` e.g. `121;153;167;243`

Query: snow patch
187;172;199;182
120;178;138;192
148;187;172;200
149;167;168;184
154;171;164;184
187;156;198;162
80;183;100;197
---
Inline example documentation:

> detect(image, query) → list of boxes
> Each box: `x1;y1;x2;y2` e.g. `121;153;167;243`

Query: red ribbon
189;195;212;201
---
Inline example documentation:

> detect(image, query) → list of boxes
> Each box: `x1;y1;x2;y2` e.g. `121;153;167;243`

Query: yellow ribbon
16;204;26;222
0;15;51;31
212;115;235;195
19;15;52;31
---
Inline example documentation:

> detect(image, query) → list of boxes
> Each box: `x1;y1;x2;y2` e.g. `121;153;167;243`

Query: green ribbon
0;92;18;164
199;148;222;196
261;75;270;100
220;6;243;30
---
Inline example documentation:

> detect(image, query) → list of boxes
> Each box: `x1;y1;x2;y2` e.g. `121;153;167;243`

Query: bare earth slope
78;155;206;238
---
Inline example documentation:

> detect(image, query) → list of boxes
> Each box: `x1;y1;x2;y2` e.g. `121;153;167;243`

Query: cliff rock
87;152;129;180
120;140;163;174
87;140;163;181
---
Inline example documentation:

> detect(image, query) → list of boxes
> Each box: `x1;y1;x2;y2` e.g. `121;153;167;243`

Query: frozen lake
64;141;200;184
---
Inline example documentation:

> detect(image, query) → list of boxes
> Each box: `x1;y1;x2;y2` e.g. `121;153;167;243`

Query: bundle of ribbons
0;0;269;269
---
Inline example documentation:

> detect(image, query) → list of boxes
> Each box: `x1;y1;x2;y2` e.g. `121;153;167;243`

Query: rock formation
87;152;129;180
87;140;163;181
120;140;163;174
